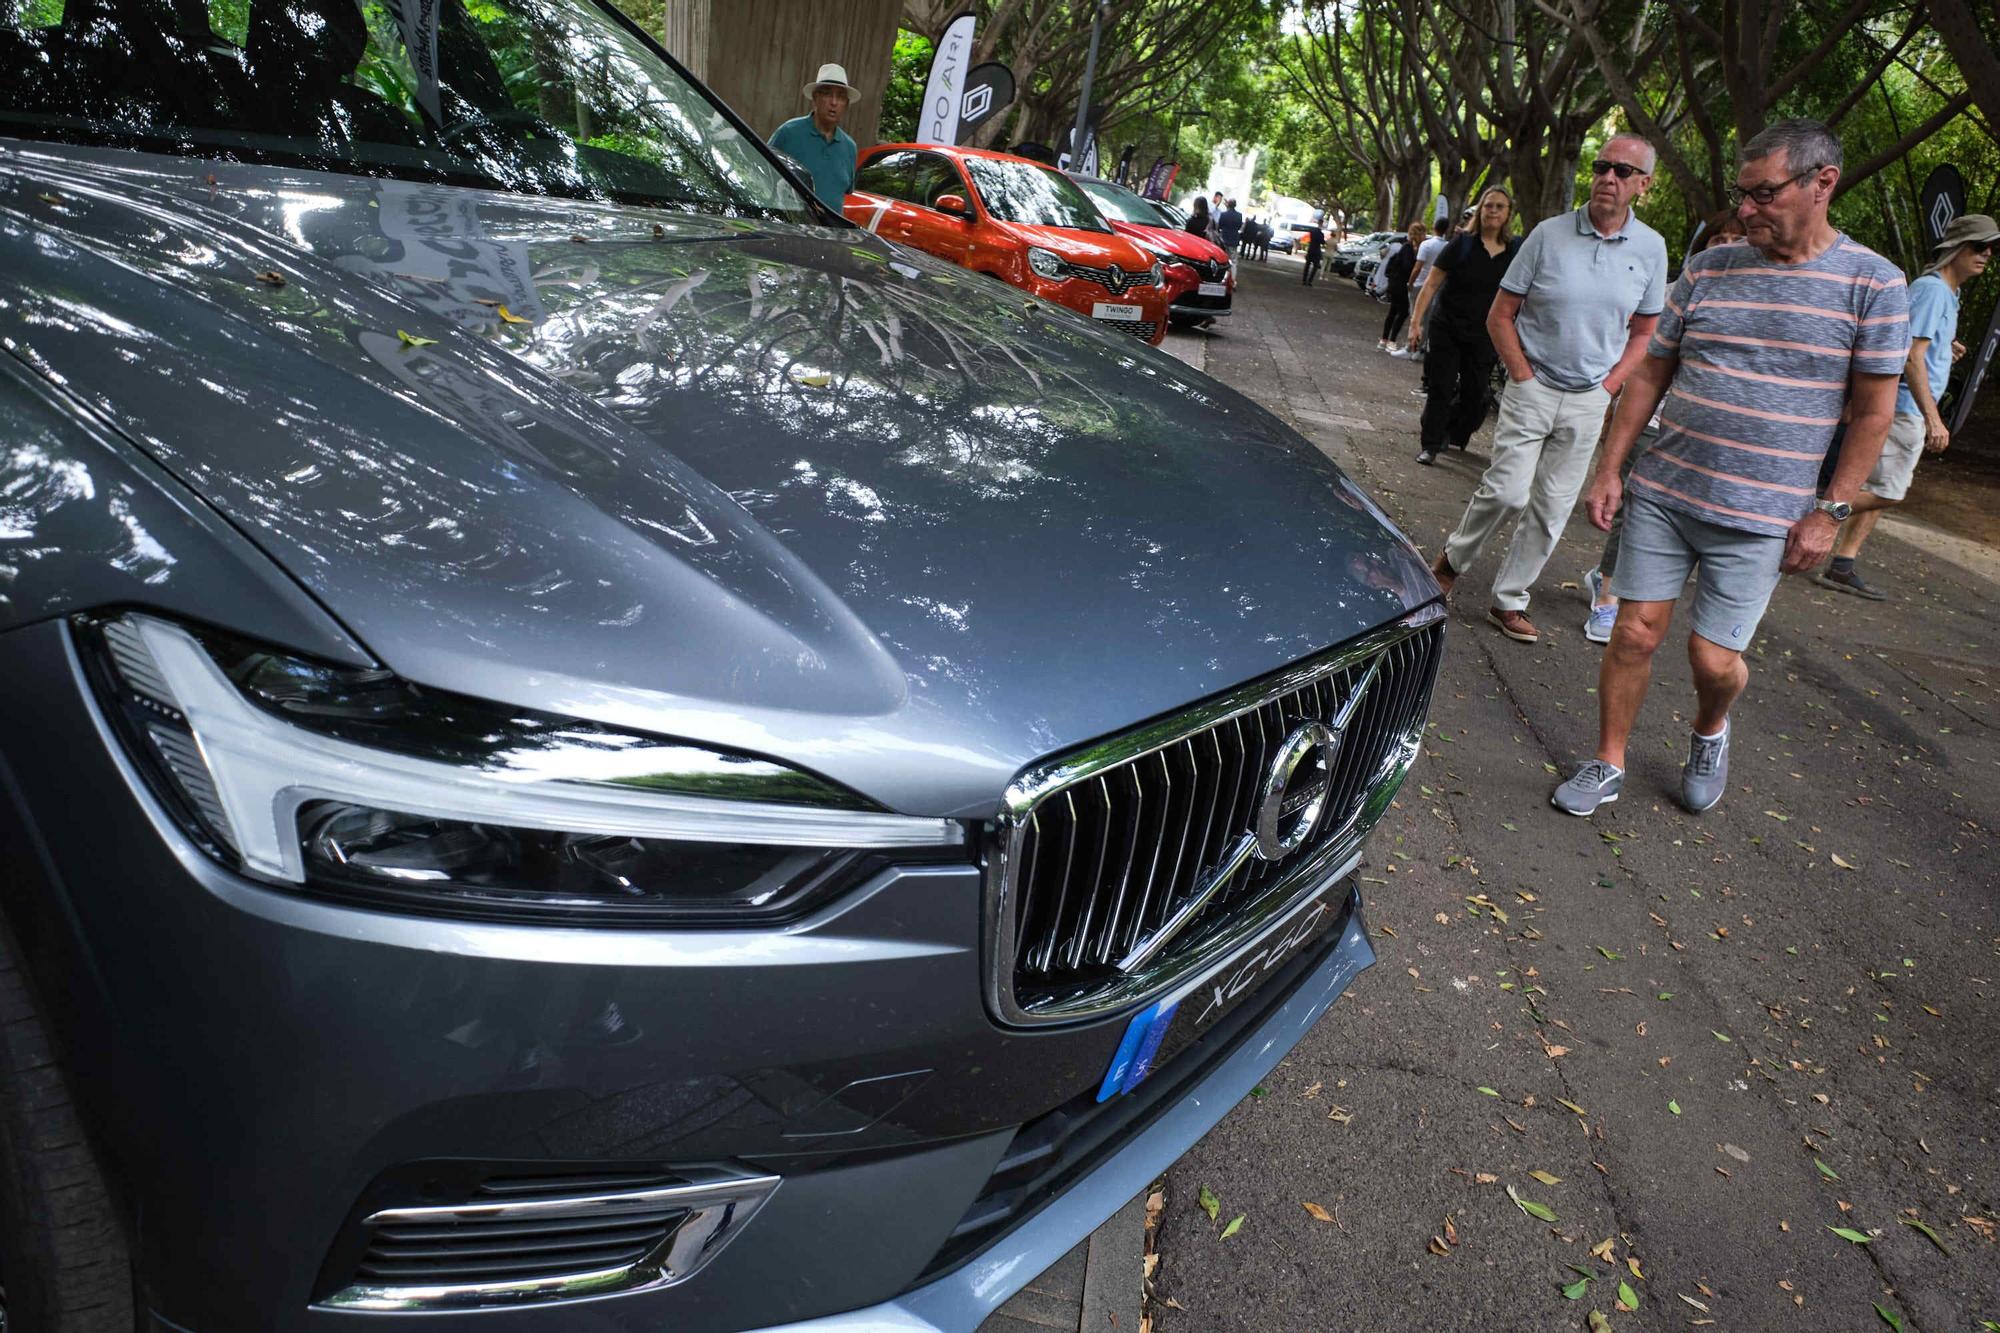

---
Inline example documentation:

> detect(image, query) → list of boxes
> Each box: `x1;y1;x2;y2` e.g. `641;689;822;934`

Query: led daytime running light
121;616;962;885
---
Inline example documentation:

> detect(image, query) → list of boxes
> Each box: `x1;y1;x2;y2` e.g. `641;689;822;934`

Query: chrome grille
987;608;1443;1024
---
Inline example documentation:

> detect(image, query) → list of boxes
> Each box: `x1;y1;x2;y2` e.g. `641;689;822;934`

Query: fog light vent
316;1171;779;1311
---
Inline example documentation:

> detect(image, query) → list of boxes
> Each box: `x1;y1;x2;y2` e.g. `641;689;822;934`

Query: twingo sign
918;13;976;148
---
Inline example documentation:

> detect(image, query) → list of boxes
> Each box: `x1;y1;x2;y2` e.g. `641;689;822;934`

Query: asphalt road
1149;255;2000;1332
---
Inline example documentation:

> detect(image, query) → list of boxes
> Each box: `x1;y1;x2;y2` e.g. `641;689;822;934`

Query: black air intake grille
354;1202;688;1287
990;614;1442;1023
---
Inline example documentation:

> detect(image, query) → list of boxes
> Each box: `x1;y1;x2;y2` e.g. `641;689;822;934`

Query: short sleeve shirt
1894;272;1959;417
1432;233;1521;334
1500;208;1669;391
1631;235;1910;537
768;116;857;211
1411;235;1446;288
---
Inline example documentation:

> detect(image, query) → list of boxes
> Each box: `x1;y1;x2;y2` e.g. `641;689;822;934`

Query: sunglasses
1591;160;1647;180
1969;240;1997;255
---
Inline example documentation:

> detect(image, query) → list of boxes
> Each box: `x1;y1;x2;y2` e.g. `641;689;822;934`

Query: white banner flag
918;13;977;147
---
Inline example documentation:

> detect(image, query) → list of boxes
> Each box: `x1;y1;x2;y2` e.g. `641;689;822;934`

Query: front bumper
0;619;1375;1332
747;906;1374;1331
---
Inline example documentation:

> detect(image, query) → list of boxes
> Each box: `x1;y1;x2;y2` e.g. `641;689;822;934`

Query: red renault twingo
845;143;1170;345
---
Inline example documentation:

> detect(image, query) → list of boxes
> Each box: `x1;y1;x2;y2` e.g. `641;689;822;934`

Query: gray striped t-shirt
1632;236;1910;537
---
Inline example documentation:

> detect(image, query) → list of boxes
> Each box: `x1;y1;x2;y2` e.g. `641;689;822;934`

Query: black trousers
1420;319;1497;452
1302;255;1321;284
1381;287;1410;342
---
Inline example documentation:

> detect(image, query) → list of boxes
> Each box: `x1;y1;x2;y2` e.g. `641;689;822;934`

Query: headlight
81;613;962;924
1147;260;1165;287
1026;246;1070;280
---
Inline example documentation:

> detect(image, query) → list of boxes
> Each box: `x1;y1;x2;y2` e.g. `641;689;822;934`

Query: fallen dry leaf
1302;1201;1334;1223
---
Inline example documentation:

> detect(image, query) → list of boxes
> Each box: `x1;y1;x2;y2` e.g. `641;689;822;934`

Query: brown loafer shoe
1487;607;1539;643
1429;550;1456;597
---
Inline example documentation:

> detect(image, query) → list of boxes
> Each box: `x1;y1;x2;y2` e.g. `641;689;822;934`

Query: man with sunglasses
1427;134;1667;645
1815;212;1997;598
1554;119;1910;818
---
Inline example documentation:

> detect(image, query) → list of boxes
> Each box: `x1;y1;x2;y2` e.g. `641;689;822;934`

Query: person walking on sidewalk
1378;221;1424;343
1302;218;1327;284
769;63;862;211
1426;135;1667;645
1552;120;1910;818
1408;188;1520;463
1581;209;1749;643
1813;212;1996;599
1217;198;1244;255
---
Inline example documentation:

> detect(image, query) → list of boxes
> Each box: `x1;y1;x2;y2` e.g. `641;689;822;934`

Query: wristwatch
1813;498;1853;521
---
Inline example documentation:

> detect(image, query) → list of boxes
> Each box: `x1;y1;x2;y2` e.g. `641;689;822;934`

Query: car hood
0;142;1433;816
1106;221;1228;266
993;219;1154;269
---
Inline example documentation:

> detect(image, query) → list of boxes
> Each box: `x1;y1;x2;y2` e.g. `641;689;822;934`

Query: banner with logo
380;0;443;125
1919;165;1966;252
918;12;977;147
956;61;1014;143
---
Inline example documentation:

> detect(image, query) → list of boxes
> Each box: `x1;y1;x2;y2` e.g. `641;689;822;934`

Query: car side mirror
935;194;971;218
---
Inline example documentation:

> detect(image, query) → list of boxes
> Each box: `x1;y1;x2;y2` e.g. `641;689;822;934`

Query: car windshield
964;157;1109;232
1072;177;1159;227
2;0;816;221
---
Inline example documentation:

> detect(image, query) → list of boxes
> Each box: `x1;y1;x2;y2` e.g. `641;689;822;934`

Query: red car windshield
963;158;1110;233
1072;177;1161;228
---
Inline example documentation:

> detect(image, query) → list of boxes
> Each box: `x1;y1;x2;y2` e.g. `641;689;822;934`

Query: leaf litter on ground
1506;1183;1558;1223
1197;1184;1219;1222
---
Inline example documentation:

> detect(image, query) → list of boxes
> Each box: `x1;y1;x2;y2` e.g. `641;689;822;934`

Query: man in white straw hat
770;62;862;212
1815;210;1997;599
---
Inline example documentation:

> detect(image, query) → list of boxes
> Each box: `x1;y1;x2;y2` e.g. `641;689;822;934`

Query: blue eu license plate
1095;889;1339;1101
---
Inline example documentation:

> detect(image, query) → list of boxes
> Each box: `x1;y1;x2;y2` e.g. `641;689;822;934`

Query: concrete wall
663;0;902;149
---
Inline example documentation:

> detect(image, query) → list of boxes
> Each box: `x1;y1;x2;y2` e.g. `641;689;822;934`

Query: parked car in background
1067;172;1234;326
0;0;1445;1327
1333;230;1400;278
847;144;1169;344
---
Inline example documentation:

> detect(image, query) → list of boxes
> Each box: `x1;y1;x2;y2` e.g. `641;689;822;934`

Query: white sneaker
1388;346;1412;359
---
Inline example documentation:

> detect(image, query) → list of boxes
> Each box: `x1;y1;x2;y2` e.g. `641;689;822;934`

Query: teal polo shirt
769;116;857;212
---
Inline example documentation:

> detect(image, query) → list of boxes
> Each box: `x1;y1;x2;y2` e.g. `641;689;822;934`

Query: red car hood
1106;219;1228;266
998;220;1156;268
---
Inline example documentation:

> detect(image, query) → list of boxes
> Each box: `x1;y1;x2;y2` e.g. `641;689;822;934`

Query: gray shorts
1611;491;1784;652
1863;411;1925;502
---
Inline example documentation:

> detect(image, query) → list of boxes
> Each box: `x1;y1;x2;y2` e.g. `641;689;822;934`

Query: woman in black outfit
1405;187;1519;465
1185;196;1215;243
1379;220;1425;343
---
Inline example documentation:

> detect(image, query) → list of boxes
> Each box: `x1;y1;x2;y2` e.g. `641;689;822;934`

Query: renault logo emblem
1107;263;1125;291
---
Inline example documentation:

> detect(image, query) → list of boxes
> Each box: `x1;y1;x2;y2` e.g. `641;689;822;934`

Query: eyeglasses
1969;240;1997;255
1591;160;1647;180
1726;169;1817;207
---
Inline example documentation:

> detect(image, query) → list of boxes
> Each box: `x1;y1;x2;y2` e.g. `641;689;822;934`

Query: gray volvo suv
0;0;1443;1327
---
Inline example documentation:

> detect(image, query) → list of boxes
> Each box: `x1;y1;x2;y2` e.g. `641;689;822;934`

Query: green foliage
880;28;933;146
16;0;63;27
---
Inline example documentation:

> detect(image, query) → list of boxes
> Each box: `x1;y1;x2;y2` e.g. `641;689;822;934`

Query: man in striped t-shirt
1552;120;1910;818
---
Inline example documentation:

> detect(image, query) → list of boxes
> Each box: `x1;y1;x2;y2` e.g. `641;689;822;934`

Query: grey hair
1740;118;1843;175
1605;133;1657;172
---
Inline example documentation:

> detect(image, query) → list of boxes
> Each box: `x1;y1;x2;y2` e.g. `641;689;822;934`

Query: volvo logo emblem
1254;722;1342;861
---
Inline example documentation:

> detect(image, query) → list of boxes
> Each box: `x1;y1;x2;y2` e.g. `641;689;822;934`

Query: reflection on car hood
1106;221;1228;265
0;141;1432;816
995;220;1154;269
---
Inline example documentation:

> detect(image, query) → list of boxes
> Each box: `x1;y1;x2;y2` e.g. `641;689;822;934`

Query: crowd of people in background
769;56;1988;829
1320;118;1992;821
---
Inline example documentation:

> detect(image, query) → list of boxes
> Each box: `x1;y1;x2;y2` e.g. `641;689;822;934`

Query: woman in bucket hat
770;63;862;211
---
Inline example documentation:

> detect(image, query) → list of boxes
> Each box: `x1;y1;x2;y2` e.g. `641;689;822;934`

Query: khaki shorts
1863;412;1926;502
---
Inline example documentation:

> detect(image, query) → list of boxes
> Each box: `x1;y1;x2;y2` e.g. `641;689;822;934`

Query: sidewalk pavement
981;1193;1146;1333
1146;257;2000;1330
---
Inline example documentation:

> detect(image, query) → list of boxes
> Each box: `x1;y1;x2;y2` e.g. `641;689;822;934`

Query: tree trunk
1924;0;2000;143
662;0;902;146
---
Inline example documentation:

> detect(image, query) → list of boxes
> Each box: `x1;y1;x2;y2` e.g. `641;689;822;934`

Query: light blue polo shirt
1500;206;1668;392
769;116;857;212
1895;272;1958;417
